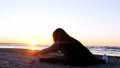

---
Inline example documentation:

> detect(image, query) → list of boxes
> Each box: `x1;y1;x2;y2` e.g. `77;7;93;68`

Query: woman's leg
40;56;70;65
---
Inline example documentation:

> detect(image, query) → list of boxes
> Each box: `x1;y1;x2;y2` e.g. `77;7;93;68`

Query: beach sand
0;48;120;68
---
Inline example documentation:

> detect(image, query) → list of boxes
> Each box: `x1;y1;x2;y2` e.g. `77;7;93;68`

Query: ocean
0;43;120;57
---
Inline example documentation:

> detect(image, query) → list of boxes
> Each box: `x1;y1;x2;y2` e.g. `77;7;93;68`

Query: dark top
58;37;95;64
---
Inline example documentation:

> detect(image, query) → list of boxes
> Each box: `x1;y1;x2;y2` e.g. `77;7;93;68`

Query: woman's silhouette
37;28;105;66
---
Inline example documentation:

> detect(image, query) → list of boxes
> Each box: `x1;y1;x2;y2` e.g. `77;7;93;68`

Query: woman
37;28;106;66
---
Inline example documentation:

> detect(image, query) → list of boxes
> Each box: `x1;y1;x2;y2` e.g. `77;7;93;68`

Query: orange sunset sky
0;0;120;46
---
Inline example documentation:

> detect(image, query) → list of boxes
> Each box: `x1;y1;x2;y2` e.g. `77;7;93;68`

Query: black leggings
40;56;70;65
39;56;106;66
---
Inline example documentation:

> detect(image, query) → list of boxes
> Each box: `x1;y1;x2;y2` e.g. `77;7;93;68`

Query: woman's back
59;37;94;58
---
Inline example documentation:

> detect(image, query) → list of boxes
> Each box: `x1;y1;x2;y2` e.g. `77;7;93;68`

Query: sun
28;40;38;50
29;40;38;46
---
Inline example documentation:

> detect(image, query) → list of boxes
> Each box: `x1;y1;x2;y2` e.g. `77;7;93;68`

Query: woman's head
53;28;69;42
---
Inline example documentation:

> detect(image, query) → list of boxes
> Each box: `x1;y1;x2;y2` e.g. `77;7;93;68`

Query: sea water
0;43;120;57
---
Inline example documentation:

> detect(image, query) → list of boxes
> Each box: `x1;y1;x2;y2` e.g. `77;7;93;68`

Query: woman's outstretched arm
37;42;59;55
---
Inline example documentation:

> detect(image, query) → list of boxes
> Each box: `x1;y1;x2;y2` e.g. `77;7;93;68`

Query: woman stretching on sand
36;28;106;66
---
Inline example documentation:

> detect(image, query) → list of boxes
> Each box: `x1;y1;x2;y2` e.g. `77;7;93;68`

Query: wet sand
0;48;120;68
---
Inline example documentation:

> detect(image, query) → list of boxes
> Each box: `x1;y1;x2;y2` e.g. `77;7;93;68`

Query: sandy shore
0;48;120;68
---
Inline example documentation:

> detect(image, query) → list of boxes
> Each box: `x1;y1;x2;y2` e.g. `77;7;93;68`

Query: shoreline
0;48;120;68
1;48;120;58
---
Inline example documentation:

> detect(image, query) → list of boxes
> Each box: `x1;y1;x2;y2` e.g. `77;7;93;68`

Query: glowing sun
29;40;38;46
28;40;38;50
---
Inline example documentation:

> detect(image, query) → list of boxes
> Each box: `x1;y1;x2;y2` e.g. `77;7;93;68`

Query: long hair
53;28;71;42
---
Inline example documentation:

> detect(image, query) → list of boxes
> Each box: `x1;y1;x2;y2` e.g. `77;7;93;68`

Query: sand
0;48;120;68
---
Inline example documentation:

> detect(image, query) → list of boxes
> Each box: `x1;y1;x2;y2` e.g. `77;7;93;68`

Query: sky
0;0;120;46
